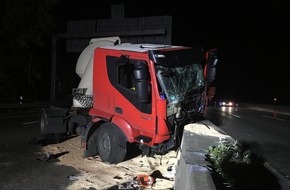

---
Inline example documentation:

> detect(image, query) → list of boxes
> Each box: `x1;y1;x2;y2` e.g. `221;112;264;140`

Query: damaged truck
40;36;218;164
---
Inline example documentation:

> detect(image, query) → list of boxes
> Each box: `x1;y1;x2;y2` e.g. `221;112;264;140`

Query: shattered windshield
157;64;205;103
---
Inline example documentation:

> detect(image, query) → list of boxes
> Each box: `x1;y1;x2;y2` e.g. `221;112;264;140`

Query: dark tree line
0;0;60;103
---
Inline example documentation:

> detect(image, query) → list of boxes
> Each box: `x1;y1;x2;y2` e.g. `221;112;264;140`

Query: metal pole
50;35;57;101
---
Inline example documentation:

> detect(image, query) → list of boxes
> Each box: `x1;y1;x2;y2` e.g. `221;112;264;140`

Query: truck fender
110;115;135;142
82;119;103;146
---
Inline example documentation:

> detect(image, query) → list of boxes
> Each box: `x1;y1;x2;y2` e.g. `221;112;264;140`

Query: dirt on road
0;115;179;190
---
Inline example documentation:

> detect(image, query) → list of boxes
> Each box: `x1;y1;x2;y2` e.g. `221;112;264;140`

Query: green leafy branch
205;138;252;187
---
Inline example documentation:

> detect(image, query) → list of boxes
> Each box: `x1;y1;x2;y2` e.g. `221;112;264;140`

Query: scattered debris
37;152;53;162
136;174;154;187
113;176;123;180
68;174;87;181
163;166;176;180
36;151;69;162
106;180;140;190
117;181;139;190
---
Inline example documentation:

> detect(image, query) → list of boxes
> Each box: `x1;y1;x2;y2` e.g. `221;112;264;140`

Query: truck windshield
157;64;205;103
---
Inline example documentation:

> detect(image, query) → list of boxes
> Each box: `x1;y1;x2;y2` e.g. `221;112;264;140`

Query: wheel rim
97;124;128;164
100;132;111;158
40;111;47;135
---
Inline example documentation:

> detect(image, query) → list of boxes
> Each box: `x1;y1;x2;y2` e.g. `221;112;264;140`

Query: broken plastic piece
136;174;154;187
163;165;176;179
68;174;86;181
36;152;53;161
117;181;138;190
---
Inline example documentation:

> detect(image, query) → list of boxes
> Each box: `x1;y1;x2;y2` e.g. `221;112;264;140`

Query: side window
118;63;136;91
106;56;152;114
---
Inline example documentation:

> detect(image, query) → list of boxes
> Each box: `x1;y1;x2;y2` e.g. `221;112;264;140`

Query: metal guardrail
0;102;72;116
1;102;290;117
0;101;72;108
0;103;49;109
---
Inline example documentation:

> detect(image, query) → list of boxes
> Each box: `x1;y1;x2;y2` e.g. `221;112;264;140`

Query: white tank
73;36;121;107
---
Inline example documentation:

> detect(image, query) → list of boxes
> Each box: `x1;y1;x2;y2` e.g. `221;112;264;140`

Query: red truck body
40;37;218;164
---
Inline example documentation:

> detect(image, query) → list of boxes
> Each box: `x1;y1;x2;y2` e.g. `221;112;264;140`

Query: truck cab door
109;55;156;142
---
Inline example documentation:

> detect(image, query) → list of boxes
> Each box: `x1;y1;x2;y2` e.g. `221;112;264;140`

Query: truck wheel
86;129;99;156
97;123;127;164
40;108;53;139
39;107;66;141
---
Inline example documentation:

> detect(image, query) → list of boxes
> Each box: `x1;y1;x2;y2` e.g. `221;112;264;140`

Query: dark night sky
59;0;290;105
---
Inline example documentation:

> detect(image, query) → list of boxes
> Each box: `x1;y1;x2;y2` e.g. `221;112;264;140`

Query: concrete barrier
174;120;236;190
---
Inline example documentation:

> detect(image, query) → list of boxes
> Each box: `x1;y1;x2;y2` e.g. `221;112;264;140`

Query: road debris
136;174;154;187
68;174;87;181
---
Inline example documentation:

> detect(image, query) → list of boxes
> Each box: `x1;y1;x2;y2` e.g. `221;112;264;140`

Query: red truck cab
83;43;217;163
40;37;218;164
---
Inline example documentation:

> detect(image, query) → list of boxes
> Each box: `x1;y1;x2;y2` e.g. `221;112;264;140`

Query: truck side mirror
116;55;129;66
206;49;218;83
134;61;150;102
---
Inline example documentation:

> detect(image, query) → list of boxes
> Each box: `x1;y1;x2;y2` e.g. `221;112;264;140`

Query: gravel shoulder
0;117;178;190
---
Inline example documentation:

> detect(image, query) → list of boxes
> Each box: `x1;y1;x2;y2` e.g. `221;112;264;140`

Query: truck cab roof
99;43;187;53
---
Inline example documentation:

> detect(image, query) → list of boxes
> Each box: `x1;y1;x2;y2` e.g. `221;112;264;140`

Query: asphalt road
0;114;83;190
0;112;176;190
204;104;290;188
1;103;290;189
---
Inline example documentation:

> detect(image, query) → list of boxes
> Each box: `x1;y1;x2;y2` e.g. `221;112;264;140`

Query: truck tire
97;123;127;164
86;129;99;156
40;108;53;140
